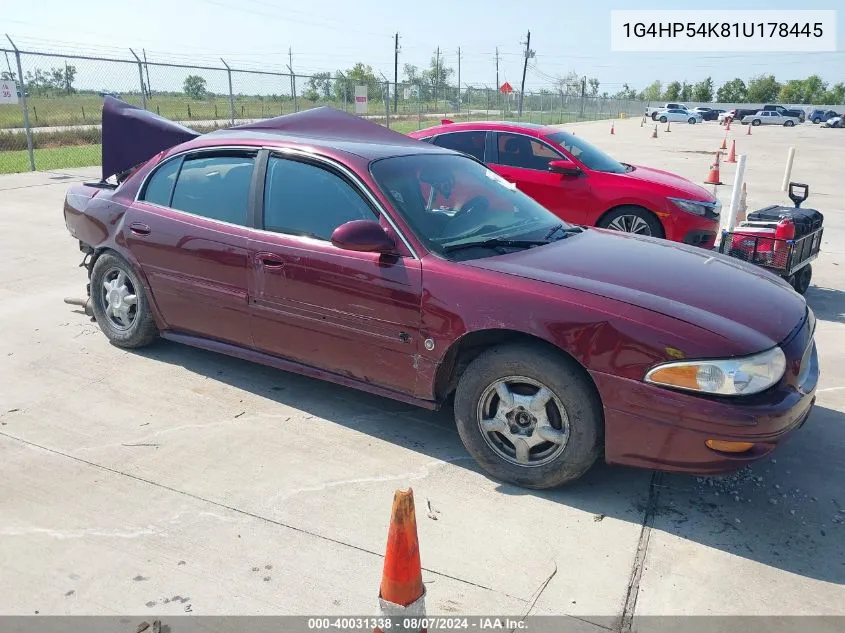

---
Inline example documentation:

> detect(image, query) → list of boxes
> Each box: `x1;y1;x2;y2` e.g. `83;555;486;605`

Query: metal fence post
221;58;234;125
129;49;146;109
6;36;35;171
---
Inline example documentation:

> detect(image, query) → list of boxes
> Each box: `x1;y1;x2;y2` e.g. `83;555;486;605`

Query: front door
248;153;423;395
127;150;257;347
489;131;592;225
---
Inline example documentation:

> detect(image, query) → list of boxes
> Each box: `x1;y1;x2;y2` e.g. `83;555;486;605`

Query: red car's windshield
545;131;629;174
370;154;571;258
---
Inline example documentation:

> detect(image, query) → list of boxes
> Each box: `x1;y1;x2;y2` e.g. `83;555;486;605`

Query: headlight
668;197;720;217
645;347;786;396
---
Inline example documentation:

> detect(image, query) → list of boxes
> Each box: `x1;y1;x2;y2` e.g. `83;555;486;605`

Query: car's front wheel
597;206;664;238
90;252;158;348
813;117;821;124
454;344;602;488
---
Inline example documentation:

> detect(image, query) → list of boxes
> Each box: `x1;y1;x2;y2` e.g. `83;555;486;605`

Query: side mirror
549;160;582;177
331;220;396;254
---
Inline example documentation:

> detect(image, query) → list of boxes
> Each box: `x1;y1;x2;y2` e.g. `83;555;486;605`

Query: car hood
621;165;716;202
467;229;806;351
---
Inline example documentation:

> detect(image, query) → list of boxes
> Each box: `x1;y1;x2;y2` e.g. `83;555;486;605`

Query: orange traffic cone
725;139;737;163
640;115;645;127
610;123;615;135
665;121;671;132
651;124;658;138
376;489;426;629
726;117;732;131
746;123;752;135
704;152;722;185
720;134;727;150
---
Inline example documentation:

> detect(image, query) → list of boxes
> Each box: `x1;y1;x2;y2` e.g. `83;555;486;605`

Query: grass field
0;144;101;174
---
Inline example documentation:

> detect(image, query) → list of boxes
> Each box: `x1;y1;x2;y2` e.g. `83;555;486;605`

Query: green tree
641;80;662;102
716;78;747;103
333;62;380;102
746;74;781;103
680;81;692;101
822;82;845;105
663;81;682;101
614;83;638;99
422;54;454;105
587;77;600;97
692;77;714;102
183;75;207;99
304;72;333;101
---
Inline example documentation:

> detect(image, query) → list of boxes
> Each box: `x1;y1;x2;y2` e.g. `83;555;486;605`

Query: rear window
142;158;181;207
169;154;255;225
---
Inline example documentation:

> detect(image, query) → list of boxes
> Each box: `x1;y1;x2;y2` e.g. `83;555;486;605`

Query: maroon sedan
63;103;818;488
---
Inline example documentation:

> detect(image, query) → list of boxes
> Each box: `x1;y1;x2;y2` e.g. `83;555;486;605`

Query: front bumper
593;316;818;475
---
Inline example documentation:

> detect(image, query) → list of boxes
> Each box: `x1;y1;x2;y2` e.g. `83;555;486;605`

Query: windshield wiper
544;224;583;240
443;238;551;254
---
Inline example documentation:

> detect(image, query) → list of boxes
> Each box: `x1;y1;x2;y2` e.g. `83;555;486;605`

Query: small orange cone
640;115;645;127
665;121;671;132
726;117;732;131
376;489;426;629
651;124;658;138
704;152;722;185
720;134;727;150
610;122;615;135
725;139;737;163
746;123;752;135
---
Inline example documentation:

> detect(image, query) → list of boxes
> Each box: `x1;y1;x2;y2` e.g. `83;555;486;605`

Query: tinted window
545;131;627;174
264;157;375;240
142;158;181;207
170;154;254;225
431;131;486;161
496;133;562;170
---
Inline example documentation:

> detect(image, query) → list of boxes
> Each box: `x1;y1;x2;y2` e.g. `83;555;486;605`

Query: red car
409;121;721;248
63;102;817;488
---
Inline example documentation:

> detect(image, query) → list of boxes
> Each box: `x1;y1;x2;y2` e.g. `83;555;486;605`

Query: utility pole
393;33;400;114
518;30;533;117
495;47;500;111
143;49;152;99
434;46;440;111
288;47;297;112
457;46;461;114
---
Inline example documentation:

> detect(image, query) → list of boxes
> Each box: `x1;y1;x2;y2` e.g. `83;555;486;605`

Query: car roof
410;120;560;138
179;106;448;161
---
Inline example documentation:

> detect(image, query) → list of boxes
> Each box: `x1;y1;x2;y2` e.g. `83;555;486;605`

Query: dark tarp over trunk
101;97;199;181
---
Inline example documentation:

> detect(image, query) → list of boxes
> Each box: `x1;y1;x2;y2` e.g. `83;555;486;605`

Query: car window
169;154;255;225
431;131;486;161
264;156;375;240
141;158;182;207
496;133;562;170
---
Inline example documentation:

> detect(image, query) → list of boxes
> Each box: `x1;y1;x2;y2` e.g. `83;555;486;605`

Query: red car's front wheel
597;206;664;238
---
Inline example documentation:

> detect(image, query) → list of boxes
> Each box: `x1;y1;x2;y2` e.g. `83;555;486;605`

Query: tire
453;344;602;488
784;120;795;127
812;117;821;124
597;205;664;238
752;119;762;126
791;265;812;295
688;117;696;124
651;112;658;121
659;116;668;123
90;252;158;348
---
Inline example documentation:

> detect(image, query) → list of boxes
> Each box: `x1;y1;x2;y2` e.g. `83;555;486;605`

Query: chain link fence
0;44;645;174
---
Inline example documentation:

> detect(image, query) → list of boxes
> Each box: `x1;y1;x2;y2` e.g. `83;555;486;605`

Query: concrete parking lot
1;117;843;629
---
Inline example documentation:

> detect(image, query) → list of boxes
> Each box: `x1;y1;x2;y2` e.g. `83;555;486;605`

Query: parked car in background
718;110;736;123
63;100;819;489
646;102;688;119
732;105;805;123
821;114;844;128
656;108;703;124
692;107;721;121
741;110;800;126
410;120;720;247
809;109;840;124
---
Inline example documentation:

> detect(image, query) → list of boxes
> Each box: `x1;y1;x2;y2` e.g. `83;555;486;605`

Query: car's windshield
544;131;628;174
369;153;575;260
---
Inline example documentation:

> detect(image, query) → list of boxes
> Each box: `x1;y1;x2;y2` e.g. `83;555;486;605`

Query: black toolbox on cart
746;183;823;238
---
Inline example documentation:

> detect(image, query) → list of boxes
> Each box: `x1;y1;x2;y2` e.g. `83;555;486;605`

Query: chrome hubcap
101;268;138;330
476;376;570;467
607;214;652;235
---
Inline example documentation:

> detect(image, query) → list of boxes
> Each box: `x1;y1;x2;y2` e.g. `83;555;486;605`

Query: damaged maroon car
62;100;818;488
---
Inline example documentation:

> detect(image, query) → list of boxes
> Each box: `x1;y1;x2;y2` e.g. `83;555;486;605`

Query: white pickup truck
645;102;689;120
740;110;801;127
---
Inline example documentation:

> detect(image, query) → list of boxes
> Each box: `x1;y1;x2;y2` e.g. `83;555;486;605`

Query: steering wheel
438;195;491;239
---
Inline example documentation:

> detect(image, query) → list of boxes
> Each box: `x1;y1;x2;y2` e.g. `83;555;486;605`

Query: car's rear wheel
784;120;795;127
453;344;602;488
752;119;762;126
597;206;664;238
659;116;668;123
90;252;158;348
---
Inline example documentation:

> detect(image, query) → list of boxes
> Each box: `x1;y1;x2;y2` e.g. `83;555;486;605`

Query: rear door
488;131;592;224
127;149;257;347
248;152;423;395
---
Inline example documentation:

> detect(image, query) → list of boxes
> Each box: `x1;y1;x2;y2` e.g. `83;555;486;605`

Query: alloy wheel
101;267;138;330
606;214;652;235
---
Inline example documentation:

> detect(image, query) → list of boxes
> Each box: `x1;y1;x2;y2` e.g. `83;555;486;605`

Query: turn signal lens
705;440;755;453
